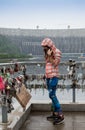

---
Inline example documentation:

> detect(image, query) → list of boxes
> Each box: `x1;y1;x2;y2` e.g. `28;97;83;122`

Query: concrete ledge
61;103;85;111
31;102;85;112
7;102;31;130
1;101;85;130
31;103;51;111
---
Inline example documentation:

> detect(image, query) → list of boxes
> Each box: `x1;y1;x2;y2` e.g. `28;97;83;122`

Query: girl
41;38;64;125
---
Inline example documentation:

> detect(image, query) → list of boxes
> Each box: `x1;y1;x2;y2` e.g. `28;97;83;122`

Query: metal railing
0;60;85;124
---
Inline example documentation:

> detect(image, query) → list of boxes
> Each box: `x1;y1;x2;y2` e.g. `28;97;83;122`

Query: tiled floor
20;111;85;130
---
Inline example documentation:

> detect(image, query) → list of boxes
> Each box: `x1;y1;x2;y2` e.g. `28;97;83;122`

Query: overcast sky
0;0;85;29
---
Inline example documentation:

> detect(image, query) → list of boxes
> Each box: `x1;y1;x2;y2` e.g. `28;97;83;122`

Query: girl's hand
47;49;53;56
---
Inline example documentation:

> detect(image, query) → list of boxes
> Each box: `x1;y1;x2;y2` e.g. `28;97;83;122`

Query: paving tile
20;111;85;130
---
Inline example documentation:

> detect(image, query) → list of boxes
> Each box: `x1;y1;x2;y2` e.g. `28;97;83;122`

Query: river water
22;61;85;103
30;88;85;103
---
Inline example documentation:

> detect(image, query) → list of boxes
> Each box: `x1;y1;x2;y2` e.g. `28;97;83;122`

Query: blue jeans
46;77;62;113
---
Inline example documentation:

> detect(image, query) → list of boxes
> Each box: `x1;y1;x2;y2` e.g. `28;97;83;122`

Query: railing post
2;95;8;123
68;59;77;103
72;87;76;102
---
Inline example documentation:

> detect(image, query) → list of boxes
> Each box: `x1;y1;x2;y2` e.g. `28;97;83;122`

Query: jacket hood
41;38;56;52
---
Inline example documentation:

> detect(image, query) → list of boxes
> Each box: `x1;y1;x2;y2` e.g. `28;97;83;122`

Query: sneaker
47;112;59;121
53;114;64;125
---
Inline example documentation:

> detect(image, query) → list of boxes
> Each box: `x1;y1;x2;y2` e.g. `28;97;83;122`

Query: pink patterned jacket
41;38;62;78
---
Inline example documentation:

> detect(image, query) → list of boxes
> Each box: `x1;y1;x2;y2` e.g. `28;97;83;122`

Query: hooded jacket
41;38;62;78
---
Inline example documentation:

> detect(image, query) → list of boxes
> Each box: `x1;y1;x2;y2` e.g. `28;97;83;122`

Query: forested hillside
0;28;85;58
0;35;20;55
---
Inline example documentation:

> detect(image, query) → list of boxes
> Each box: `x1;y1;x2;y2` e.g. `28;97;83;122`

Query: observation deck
0;61;85;130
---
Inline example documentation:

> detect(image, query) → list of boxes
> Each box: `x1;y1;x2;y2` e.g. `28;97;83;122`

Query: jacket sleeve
52;49;62;66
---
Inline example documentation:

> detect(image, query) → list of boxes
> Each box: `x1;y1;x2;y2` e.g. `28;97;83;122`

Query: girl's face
43;46;53;56
43;46;50;51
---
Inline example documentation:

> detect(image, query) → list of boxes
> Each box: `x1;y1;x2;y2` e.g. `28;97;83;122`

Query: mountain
0;35;20;55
